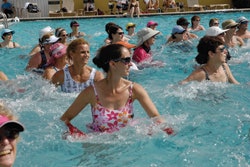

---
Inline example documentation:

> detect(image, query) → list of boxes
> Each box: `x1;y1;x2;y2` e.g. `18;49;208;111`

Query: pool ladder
0;12;8;28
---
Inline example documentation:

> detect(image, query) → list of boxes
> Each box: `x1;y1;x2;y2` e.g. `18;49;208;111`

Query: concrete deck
18;8;250;21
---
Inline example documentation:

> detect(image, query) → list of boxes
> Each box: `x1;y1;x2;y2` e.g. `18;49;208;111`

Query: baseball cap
206;26;229;36
236;16;248;24
0;115;24;132
1;29;15;36
70;20;79;27
42;35;60;45
147;21;158;27
126;22;136;31
39;26;54;39
172;25;186;34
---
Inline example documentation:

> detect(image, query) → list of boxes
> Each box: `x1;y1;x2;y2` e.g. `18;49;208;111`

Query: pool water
1;11;250;166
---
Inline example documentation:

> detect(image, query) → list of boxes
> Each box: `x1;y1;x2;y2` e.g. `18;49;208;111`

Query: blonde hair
0;102;17;121
66;38;89;63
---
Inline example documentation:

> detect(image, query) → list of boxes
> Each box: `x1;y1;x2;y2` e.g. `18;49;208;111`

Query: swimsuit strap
38;50;47;69
53;66;59;72
92;83;100;102
201;67;210;80
222;64;229;81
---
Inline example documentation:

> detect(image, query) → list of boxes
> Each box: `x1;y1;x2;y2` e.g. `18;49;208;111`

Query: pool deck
19;8;250;21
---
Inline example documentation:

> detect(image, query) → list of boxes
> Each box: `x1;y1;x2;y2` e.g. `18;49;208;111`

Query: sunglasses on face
113;57;131;65
0;129;19;141
230;25;238;29
213;22;219;25
241;21;248;24
61;34;68;37
218;46;226;52
195;20;200;21
117;32;124;35
4;33;12;36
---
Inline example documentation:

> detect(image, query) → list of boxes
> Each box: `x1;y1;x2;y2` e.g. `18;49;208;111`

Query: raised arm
223;63;240;84
60;86;95;124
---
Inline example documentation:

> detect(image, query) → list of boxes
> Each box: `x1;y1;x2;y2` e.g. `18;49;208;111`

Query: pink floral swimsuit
87;84;134;133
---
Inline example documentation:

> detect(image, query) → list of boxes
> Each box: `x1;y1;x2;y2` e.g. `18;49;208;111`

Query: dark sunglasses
241;21;248;24
230;25;238;29
4;33;12;36
61;34;68;37
117;32;124;35
213;22;219;25
219;46;226;52
113;57;131;65
0;129;19;141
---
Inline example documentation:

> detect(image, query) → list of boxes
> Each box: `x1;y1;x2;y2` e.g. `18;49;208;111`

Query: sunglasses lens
0;129;19;141
123;57;131;63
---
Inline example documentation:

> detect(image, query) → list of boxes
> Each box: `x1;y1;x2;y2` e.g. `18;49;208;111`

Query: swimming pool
1;11;250;166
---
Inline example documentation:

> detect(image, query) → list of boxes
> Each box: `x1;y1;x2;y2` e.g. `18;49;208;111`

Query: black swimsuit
201;64;228;81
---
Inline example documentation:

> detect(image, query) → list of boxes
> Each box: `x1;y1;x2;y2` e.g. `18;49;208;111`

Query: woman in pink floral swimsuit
60;44;173;134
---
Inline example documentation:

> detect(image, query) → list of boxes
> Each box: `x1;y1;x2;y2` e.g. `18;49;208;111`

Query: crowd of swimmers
1;14;250;165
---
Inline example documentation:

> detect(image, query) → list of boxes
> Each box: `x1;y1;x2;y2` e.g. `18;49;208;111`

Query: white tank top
61;66;96;93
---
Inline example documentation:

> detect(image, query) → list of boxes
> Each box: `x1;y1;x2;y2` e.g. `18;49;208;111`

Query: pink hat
50;43;67;59
147;21;158;27
0;115;24;132
48;43;67;65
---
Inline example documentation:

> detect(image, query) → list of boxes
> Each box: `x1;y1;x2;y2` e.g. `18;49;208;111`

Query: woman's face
146;35;157;46
59;30;67;41
112;28;124;41
71;44;90;65
0;127;18;167
214;45;227;63
113;48;132;76
3;33;12;41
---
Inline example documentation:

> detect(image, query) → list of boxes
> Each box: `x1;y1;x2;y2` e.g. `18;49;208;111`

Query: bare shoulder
94;70;104;81
51;69;64;86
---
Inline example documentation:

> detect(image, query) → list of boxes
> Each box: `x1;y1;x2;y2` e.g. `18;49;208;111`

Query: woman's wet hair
191;15;200;27
107;24;123;40
55;27;65;37
105;22;117;34
209;18;219;27
67;38;89;63
93;44;125;73
195;36;223;64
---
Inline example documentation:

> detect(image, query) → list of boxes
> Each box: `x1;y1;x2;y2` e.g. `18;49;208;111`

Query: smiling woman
60;44;173;135
0;103;24;167
51;38;104;93
180;36;240;84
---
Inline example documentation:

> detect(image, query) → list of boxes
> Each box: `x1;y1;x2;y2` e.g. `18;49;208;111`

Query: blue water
1;11;250;166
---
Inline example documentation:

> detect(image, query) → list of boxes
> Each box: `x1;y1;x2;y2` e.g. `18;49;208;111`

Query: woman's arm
60;86;95;124
133;83;160;118
25;53;41;71
0;71;8;81
223;63;240;84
